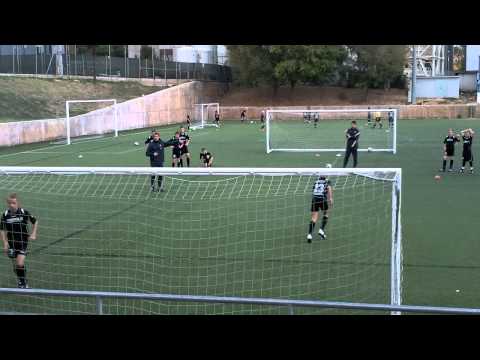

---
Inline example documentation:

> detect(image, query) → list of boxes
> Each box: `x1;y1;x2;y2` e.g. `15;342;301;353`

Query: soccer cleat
151;186;155;192
459;168;465;173
439;169;445;172
448;168;453;172
470;169;474;174
307;234;312;243
17;281;28;289
318;228;326;240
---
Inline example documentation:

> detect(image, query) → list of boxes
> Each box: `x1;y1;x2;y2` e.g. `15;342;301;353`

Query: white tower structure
409;45;446;77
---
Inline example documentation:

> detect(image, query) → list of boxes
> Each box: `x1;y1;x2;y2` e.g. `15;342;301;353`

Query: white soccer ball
336;153;342;157
326;163;332;168
134;141;139;146
250;121;254;124
78;155;83;159
368;147;373;152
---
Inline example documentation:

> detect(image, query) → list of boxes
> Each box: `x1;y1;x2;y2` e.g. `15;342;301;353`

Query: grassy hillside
0;76;164;122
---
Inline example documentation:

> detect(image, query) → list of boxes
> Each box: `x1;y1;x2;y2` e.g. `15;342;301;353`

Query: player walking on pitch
307;176;333;242
179;127;191;167
460;128;475;174
1;193;38;288
343;121;360;168
441;128;460;172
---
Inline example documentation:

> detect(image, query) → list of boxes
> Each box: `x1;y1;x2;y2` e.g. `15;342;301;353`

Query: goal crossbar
65;99;118;145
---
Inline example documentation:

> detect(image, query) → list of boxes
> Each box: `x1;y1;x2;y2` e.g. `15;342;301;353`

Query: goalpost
65;99;118;145
0;167;402;315
266;108;398;154
191;103;220;130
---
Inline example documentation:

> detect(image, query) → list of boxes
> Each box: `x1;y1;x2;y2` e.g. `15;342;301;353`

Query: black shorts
463;151;473;161
311;197;328;212
445;149;454;157
172;149;182;158
8;238;29;257
181;146;189;155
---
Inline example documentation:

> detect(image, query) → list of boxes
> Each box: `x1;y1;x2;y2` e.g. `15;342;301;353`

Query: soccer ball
134;141;139;146
78;155;83;159
434;175;441;181
367;147;373;152
250;121;254;124
326;163;332;168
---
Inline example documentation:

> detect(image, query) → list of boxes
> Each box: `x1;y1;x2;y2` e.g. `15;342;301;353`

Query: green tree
347;45;406;91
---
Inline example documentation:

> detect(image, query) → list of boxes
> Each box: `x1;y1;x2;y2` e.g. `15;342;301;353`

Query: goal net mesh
191;103;219;130
267;109;396;153
0;169;399;314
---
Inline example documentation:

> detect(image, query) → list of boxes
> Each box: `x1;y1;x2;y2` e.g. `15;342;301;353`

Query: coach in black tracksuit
145;132;178;192
343;121;360;168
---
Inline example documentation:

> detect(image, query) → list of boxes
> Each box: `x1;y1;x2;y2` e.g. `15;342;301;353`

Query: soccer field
0;119;479;314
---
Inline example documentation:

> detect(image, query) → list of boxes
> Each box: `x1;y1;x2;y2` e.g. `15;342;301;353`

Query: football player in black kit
1;193;38;288
186;115;191;130
343;121;360;168
179;127;191;167
146;132;178;192
441;128;460;172
307;176;333;242
171;132;183;167
200;148;214;167
460;128;475;174
260;110;266;130
214;110;220;127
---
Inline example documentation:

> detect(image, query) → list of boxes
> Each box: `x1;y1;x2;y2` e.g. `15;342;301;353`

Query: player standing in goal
146;132;178;192
367;107;372;127
388;108;395;129
441;129;460;172
372;111;383;129
307;176;333;242
1;193;38;288
460;128;475;174
260;110;265;130
343;121;360;168
313;112;319;128
179;127;191;167
186;115;191;130
214;110;220;127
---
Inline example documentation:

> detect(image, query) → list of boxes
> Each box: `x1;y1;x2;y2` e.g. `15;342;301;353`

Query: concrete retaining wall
0;81;227;147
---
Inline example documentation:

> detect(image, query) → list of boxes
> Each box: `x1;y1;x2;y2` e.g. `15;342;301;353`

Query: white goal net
191;103;220;130
0;167;402;315
266;108;398;154
64;99;118;145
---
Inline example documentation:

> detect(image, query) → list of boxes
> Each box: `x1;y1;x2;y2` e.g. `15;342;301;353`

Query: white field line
0;126;180;159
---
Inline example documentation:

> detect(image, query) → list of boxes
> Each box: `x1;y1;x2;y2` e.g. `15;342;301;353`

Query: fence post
96;296;104;315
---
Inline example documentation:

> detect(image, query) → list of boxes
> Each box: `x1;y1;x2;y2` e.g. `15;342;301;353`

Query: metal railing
1;288;479;315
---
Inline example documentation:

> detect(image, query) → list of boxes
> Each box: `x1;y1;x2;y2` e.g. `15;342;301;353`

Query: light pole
411;45;417;105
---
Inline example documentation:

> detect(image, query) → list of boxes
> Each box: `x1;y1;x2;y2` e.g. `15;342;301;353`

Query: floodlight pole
411;45;417;105
477;56;480;104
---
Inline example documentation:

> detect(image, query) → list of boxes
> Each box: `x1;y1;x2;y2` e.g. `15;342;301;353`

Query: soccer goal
64;99;118;145
266;108;398;154
191;103;220;130
0;167;401;315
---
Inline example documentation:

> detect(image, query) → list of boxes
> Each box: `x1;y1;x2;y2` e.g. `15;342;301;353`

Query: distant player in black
441;128;460;172
240;110;247;123
303;112;311;124
186;115;191;130
214;110;220;127
460;128;475;174
260;110;266;130
343;121;360;168
313;113;319;128
388;108;395;129
146;132;178;192
179;127;191;167
144;129;156;150
171;132;183;167
367;107;372;127
1;193;38;288
200;148;214;167
307;176;333;242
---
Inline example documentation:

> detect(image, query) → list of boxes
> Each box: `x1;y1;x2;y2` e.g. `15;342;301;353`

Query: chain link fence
0;53;232;83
